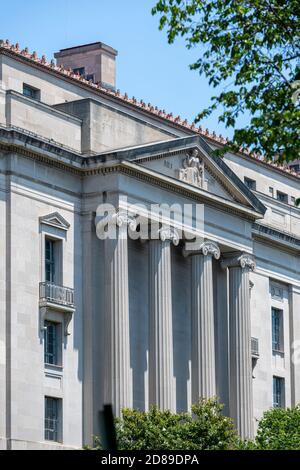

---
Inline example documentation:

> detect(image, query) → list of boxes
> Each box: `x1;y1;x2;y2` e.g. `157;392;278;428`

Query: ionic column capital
152;226;180;246
114;211;137;231
221;252;256;271
183;240;220;259
95;210;137;238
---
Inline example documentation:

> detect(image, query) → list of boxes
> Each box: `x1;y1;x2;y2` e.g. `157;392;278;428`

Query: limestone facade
0;40;299;449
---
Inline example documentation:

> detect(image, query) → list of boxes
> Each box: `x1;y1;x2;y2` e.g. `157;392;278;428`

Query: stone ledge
252;222;300;253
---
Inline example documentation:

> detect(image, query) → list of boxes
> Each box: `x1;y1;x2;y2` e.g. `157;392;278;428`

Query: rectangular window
277;191;288;203
86;74;95;82
23;83;40;100
45;238;55;283
44;321;61;366
244;177;256;191
272;307;284;352
45;397;61;442
73;67;85;76
269;187;274;197
273;376;285;408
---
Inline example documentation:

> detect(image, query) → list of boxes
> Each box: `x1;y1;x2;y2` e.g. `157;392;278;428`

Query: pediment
139;150;237;202
123;136;266;215
39;212;70;231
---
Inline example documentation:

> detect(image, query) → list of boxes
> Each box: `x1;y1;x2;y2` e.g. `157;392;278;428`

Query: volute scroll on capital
221;253;256;272
183;240;221;259
114;211;138;232
201;241;221;259
95;210;138;237
157;226;180;246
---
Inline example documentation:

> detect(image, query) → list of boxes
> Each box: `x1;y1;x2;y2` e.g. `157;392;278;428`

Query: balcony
251;337;259;358
39;282;75;309
39;282;75;336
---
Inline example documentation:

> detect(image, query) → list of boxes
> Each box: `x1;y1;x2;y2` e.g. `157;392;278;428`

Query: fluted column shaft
185;241;220;402
192;254;216;400
149;228;179;411
103;217;134;416
222;253;256;439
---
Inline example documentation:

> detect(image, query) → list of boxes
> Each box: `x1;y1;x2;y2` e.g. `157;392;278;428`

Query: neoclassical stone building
0;40;299;450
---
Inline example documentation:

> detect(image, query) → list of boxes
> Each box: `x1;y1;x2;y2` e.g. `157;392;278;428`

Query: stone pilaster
221;253;256;439
103;211;137;416
149;227;179;411
184;241;220;402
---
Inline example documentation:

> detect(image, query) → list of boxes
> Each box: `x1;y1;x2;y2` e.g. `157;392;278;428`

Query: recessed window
73;67;85;76
86;74;95;82
244;177;256;191
45;239;55;283
291;196;296;206
272;307;284;353
45;238;62;285
269;187;274;197
45;397;62;442
273;376;285;408
277;191;288;203
23;83;40;101
44;321;61;366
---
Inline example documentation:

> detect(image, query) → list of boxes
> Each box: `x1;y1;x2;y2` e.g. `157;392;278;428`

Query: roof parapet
0;39;299;180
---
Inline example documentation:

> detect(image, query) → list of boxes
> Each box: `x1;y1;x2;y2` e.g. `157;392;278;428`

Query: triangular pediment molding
112;136;266;216
39;212;70;231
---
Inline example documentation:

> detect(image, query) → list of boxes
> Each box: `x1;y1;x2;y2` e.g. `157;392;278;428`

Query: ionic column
102;212;137;416
184;241;220;402
221;253;256;439
149;227;179;411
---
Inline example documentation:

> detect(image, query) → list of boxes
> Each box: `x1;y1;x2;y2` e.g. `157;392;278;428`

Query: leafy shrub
95;398;238;450
254;406;300;450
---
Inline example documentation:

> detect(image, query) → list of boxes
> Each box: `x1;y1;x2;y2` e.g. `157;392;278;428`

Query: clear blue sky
2;0;240;137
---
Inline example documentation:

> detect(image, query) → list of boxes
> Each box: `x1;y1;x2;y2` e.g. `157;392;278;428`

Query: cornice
0;140;83;175
117;162;263;221
0;127;264;221
252;223;300;253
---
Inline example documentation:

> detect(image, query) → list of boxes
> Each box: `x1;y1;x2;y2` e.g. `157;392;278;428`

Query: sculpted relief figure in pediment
179;149;204;188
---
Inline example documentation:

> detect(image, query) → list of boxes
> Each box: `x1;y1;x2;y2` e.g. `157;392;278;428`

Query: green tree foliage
95;399;238;450
252;405;300;450
93;403;300;450
152;1;300;161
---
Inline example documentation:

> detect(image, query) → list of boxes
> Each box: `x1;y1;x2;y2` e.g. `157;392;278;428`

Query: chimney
54;41;118;90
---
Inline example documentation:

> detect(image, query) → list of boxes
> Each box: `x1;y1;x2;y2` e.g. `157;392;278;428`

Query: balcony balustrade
39;281;75;309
